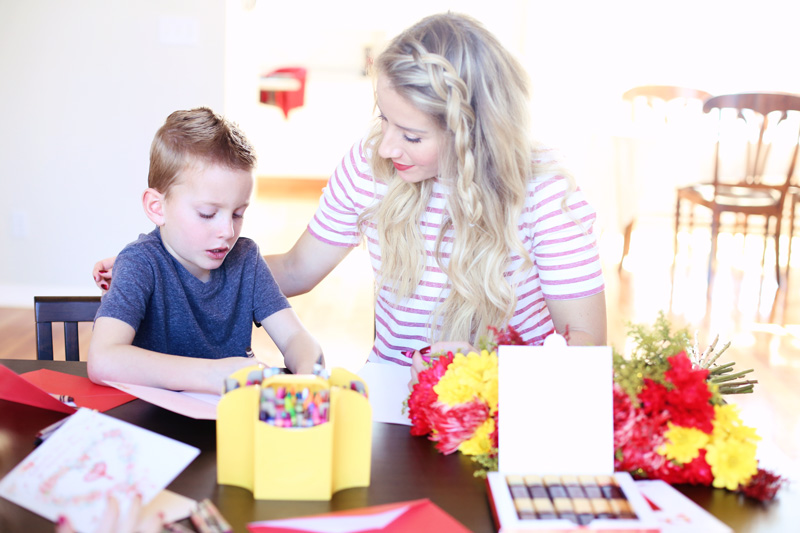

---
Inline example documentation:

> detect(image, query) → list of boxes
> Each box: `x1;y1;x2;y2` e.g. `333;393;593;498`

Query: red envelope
0;365;135;413
246;499;471;533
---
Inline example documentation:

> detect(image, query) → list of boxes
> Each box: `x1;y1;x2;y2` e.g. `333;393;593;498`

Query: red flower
614;354;717;486
738;467;786;501
407;352;455;436
427;399;490;454
487;325;527;347
663;353;714;433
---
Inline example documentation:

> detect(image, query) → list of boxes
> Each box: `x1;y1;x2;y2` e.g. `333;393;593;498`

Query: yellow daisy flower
435;351;498;410
658;423;709;464
705;439;759;491
458;418;495;456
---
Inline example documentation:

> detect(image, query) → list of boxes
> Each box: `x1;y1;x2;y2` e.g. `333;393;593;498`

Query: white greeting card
357;362;412;426
0;408;199;532
635;480;733;533
497;335;613;474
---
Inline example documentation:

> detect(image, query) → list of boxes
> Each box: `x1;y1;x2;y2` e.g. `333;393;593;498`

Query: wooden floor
2;179;799;485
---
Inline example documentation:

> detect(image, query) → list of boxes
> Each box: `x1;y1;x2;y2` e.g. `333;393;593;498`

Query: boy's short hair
149;107;257;196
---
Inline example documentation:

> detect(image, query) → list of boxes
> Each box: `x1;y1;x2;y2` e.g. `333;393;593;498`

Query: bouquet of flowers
613;312;784;501
405;314;785;501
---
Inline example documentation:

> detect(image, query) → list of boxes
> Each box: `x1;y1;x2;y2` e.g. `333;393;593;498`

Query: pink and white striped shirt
308;137;604;365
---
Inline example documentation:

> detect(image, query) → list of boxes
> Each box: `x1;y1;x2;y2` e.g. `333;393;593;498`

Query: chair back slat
35;323;55;361
703;92;800;193
34;296;101;361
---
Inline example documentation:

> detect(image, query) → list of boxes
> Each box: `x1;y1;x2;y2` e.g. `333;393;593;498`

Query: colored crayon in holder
216;365;371;501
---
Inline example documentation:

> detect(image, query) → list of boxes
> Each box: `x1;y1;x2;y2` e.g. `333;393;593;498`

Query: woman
95;13;606;375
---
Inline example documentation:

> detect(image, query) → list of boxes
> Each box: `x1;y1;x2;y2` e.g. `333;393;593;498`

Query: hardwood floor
2;180;799;484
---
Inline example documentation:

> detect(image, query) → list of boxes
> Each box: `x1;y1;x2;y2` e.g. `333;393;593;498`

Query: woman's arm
259;307;324;375
87;317;256;393
545;291;607;346
264;229;352;297
93;229;351;298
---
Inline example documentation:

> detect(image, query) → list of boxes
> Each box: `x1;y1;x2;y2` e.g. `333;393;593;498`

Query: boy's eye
233;212;245;219
199;212;215;219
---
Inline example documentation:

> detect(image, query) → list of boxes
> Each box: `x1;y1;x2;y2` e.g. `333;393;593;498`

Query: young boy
88;108;323;393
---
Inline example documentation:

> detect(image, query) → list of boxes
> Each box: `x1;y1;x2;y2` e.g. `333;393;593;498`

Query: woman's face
376;75;444;184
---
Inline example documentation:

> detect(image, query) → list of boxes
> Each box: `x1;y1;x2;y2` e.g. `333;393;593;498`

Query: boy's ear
142;188;166;226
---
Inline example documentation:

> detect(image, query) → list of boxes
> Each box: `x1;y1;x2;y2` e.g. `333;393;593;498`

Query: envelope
21;368;135;412
246;499;470;533
0;364;75;414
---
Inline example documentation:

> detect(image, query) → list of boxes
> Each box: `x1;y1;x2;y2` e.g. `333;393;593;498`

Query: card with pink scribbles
0;408;199;532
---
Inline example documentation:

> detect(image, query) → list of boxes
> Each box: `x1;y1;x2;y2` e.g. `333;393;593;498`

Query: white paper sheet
357;362;412;426
0;408;199;532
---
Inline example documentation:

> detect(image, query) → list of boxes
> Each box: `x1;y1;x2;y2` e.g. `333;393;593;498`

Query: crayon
49;393;77;408
34;416;70;446
199;499;232;533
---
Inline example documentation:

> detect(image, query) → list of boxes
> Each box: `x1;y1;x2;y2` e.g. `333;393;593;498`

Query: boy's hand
92;256;117;293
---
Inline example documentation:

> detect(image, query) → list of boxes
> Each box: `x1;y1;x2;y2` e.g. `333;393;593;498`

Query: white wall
0;0;226;305
223;0;528;179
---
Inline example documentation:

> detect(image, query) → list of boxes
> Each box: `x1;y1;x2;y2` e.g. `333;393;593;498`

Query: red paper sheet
0;365;135;413
246;499;471;533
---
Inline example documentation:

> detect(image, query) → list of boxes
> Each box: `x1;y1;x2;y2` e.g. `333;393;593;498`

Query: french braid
360;13;564;344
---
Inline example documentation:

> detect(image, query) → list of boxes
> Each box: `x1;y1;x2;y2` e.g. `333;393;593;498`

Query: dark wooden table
0;360;797;532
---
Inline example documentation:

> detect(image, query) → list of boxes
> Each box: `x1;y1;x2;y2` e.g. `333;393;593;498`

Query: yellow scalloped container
216;366;371;500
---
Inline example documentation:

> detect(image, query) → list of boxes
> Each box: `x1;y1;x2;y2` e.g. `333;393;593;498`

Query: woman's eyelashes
379;113;423;144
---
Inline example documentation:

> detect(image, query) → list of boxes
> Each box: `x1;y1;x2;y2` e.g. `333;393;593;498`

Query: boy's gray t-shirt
96;228;289;359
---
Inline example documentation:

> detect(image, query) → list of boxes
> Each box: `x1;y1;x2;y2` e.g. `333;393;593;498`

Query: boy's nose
219;219;236;239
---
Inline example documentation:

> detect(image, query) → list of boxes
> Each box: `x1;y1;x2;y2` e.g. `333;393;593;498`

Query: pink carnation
427;399;490;455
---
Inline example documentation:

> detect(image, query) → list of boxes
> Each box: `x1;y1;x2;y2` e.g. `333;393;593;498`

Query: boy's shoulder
228;236;259;261
118;229;167;261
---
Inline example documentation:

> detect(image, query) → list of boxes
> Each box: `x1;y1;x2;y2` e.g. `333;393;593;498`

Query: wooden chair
673;92;800;301
618;85;713;271
34;296;101;361
785;185;800;298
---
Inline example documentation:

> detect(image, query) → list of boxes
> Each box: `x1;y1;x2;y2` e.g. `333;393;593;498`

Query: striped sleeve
307;138;379;248
526;175;604;300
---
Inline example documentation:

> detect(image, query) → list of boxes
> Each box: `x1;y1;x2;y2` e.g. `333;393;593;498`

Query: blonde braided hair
360;13;560;344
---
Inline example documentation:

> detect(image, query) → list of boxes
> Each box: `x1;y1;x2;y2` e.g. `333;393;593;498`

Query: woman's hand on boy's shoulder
92;256;117;293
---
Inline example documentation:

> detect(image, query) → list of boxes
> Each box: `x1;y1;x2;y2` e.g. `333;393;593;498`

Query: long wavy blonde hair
360;13;570;344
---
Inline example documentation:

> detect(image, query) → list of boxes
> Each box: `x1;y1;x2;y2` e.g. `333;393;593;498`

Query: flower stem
712;369;755;384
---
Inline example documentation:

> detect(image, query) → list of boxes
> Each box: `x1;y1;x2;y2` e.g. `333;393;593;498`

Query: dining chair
258;67;307;119
617;85;713;271
34;296;101;361
785;185;800;298
673;92;800;301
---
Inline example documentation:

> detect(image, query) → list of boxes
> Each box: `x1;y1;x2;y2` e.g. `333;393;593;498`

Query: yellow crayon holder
216;365;371;501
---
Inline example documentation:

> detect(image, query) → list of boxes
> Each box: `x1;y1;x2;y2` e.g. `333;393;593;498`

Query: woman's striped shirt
307;137;604;365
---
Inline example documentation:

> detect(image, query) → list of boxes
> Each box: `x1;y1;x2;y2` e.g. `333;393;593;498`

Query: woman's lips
393;162;413;171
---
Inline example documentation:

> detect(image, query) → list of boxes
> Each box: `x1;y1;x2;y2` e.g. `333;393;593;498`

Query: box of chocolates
487;340;659;531
487;472;658;531
216;365;371;500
